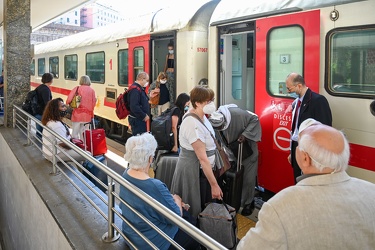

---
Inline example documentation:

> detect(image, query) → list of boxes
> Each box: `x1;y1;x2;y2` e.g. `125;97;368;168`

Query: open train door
128;35;151;130
255;10;320;193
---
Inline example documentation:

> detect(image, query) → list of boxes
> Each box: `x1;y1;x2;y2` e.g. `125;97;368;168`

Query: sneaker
241;200;255;216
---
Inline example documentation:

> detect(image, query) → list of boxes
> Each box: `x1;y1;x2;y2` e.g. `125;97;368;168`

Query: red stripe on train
349;143;375;172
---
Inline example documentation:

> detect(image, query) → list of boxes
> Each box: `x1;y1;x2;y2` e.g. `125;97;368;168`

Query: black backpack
22;89;41;115
151;107;178;151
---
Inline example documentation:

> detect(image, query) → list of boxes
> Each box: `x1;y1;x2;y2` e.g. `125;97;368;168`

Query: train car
30;0;220;140
208;0;375;193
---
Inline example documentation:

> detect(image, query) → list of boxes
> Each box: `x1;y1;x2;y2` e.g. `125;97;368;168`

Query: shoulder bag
185;113;231;177
149;82;160;108
218;131;253;161
70;87;81;109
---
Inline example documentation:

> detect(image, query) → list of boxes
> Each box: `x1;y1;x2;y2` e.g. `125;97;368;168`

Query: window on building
267;26;303;97
326;26;375;98
38;58;45;76
49;56;59;78
75;11;78;16
67;18;70;23
64;54;78;80
75;20;78;24
86;52;105;83
118;49;128;86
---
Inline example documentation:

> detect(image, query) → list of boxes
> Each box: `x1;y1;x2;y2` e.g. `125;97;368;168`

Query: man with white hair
209;104;262;216
237;119;375;249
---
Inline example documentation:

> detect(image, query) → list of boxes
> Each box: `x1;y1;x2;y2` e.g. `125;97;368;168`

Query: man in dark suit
286;72;332;182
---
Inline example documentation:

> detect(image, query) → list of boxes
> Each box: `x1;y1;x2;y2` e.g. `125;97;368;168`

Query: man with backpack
128;72;150;136
35;73;53;138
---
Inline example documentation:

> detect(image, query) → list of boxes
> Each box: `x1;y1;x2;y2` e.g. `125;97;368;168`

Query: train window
86;52;105;83
64;54;78;80
118;49;128;87
267;26;303;97
38;58;45;76
133;47;144;79
30;59;35;76
49;56;59;78
327;27;375;97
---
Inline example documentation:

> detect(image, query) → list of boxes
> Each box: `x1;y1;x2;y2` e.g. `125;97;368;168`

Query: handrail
12;104;227;250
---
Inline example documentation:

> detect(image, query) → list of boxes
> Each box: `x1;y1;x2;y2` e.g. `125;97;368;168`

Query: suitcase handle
237;143;242;172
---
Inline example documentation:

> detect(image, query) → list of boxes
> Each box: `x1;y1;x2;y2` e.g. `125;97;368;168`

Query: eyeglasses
207;98;215;104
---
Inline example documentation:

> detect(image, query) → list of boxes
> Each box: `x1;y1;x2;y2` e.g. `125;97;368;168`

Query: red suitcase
84;120;107;156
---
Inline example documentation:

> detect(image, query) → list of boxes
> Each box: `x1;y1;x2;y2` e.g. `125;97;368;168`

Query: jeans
34;114;43;139
128;116;147;136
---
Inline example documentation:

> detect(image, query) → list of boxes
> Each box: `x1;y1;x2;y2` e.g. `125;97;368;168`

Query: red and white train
31;0;375;193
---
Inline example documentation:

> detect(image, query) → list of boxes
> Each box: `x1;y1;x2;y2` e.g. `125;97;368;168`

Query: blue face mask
184;106;189;112
289;92;299;99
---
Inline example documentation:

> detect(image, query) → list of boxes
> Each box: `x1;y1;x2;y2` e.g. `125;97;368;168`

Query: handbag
218;130;253;161
185;113;231;177
149;83;160;108
198;201;237;249
70;138;86;150
69;87;81;109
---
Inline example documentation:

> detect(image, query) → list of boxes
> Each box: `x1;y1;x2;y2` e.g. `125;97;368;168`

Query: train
30;0;375;194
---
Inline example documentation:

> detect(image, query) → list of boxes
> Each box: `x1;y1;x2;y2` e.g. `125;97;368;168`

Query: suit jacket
237;171;375;250
295;88;332;130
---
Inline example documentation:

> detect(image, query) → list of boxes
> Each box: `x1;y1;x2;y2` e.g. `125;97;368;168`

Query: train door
255;10;320;193
219;27;255;111
127;34;151;84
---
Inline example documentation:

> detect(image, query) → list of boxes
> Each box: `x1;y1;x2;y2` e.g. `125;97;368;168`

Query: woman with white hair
66;75;96;139
119;133;198;250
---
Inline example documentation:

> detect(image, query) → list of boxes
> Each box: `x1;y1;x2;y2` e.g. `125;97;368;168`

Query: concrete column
3;0;31;127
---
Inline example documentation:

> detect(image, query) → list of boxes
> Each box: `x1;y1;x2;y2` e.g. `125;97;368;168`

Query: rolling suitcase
82;119;108;192
154;152;179;190
220;143;244;212
84;120;107;156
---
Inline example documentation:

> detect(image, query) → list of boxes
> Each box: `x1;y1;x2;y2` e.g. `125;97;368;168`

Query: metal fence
12;104;226;250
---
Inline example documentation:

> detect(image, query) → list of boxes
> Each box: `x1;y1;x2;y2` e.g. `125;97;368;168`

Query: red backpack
115;84;141;119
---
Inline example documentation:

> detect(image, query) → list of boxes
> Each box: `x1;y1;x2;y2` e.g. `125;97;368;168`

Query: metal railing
12;104;227;250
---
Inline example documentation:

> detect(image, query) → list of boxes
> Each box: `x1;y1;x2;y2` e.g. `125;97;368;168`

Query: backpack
151;107;178;151
115;84;141;119
22;89;40;115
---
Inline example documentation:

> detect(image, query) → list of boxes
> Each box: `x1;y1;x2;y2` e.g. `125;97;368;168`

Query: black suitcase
154;152;179;190
83;154;108;193
220;143;244;212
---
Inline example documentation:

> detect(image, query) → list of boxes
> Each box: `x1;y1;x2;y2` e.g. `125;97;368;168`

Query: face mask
184;106;189;112
160;80;167;84
60;110;67;117
289;92;298;99
169;50;174;54
143;81;149;88
203;102;216;115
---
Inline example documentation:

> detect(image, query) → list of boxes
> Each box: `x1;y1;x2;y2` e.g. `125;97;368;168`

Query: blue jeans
34;114;43;139
128;116;147;136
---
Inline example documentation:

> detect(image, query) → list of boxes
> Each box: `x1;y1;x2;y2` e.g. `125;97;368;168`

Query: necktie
291;100;301;133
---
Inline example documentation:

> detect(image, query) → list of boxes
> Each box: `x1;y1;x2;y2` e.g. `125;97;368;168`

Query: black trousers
291;141;302;183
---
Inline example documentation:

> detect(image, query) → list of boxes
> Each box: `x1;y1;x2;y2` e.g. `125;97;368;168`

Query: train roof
210;0;367;26
34;0;218;55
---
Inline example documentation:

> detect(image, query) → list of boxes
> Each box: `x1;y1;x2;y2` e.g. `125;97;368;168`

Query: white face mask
169;50;174;54
160;80;167;84
143;81;149;88
203;102;216;115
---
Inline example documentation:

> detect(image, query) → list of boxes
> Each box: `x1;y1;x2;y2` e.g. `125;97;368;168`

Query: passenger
164;41;175;81
41;98;88;163
170;86;223;218
237;119;375;249
128;72;150;136
148;72;174;118
119;133;199;250
209;105;262;216
286;72;332;182
66;75;96;139
170;93;190;153
35;73;54;139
